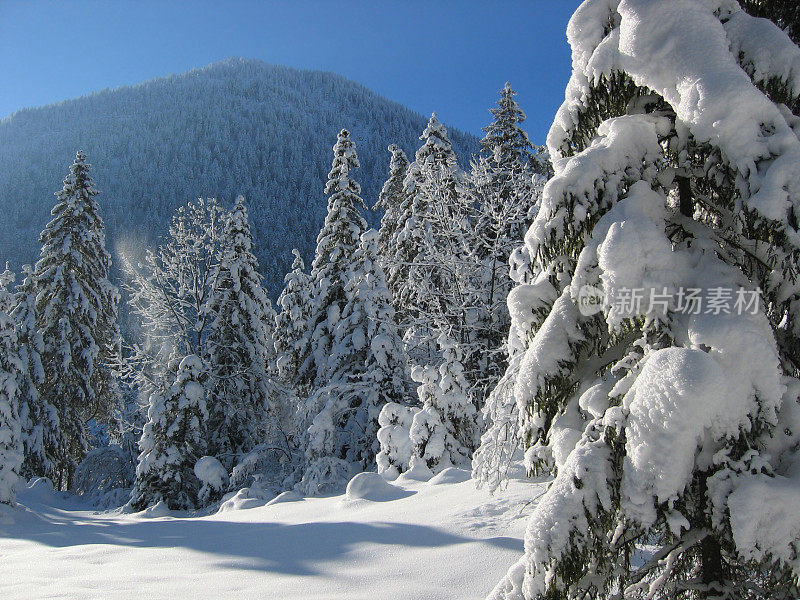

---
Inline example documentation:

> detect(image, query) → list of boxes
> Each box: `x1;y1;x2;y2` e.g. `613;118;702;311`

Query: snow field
1;472;544;600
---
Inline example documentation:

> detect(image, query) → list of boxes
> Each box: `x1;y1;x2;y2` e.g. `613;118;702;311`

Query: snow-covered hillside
0;472;544;600
0;58;479;297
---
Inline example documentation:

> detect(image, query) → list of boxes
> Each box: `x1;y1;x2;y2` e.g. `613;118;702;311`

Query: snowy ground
0;470;546;600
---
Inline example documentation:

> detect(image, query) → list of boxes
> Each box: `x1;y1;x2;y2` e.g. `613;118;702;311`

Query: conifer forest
2;1;800;599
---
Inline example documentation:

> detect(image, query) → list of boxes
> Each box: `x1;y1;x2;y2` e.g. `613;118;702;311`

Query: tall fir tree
383;114;459;327
374;144;410;252
33;151;120;489
204;197;275;470
129;355;208;511
274;249;313;393
0;269;23;505
470;84;546;482
470;83;543;411
385;114;474;362
488;1;800;598
480;82;534;173
297;129;367;391
13;265;62;482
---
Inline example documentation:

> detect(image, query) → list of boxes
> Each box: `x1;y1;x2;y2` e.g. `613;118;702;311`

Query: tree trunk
677;175;693;218
698;473;725;599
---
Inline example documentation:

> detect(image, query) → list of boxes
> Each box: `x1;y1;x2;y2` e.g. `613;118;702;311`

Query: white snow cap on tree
489;1;800;598
376;402;419;478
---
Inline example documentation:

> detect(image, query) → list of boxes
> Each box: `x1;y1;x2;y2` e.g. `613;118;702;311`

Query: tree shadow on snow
0;499;522;577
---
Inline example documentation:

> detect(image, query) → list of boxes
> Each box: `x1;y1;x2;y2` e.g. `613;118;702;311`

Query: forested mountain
0;58;478;296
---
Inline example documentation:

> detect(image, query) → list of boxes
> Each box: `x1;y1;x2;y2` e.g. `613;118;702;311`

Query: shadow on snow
1;494;522;577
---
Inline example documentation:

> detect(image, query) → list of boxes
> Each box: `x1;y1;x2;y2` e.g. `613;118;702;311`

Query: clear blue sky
0;1;581;142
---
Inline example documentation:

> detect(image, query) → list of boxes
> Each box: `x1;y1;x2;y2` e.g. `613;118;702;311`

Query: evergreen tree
129;355;207;511
0;269;23;505
385;114;474;363
304;229;409;476
489;2;800;598
204;197;275;470
33;151;120;489
13;265;62;482
469;83;544;411
407;334;477;474
383;114;458;326
374;144;410;251
298;129;367;390
274;249;313;393
480;82;534;171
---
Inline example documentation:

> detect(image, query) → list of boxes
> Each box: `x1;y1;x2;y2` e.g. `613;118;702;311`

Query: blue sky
0;1;581;142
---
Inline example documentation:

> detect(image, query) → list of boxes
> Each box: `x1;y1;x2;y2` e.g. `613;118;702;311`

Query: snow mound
266;490;302;505
396;456;434;482
140;501;173;518
429;468;471;485
345;472;412;502
194;456;227;490
24;477;55;504
218;487;269;513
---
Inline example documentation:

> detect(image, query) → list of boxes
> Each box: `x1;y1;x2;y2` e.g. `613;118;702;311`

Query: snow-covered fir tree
383;113;460;330
469;83;544;411
385;114;477;368
298;129;368;391
13;265;62;482
489;1;800;598
274;249;313;394
129;355;208;511
33;151;120;489
480;82;534;174
0;269;23;505
204;197;276;470
303;229;409;483
407;333;477;475
374;144;410;252
376;402;418;478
